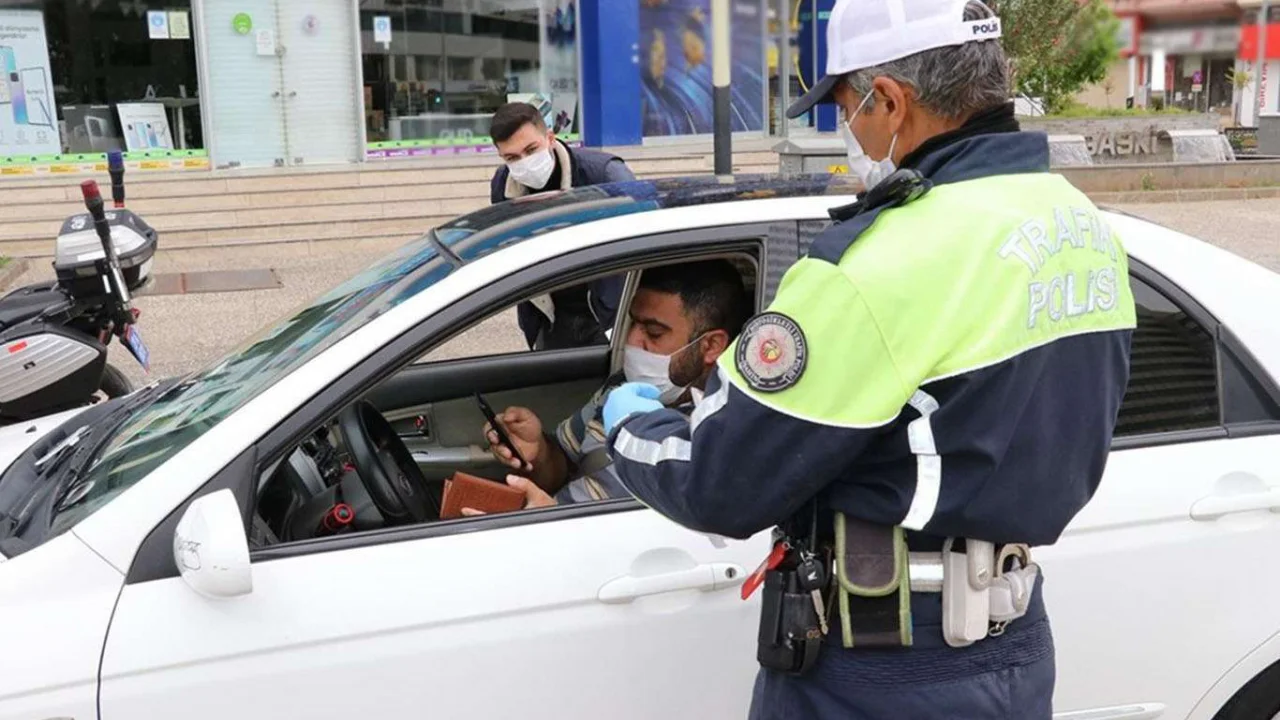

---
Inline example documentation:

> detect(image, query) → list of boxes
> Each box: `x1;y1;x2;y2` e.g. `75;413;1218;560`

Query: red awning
1240;23;1280;60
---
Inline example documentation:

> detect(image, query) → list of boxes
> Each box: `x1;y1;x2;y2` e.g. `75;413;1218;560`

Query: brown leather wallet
439;471;527;519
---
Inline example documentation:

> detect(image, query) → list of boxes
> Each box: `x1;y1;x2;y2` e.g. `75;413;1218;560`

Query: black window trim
1112;257;1280;451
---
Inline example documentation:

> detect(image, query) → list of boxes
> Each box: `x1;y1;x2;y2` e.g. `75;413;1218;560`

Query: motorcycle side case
54;208;158;298
0;322;107;423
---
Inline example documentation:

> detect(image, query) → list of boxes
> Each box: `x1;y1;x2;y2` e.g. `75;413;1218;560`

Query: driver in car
468;260;752;514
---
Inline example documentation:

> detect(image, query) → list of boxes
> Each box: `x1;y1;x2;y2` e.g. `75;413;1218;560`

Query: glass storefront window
1;0;204;168
359;1;581;159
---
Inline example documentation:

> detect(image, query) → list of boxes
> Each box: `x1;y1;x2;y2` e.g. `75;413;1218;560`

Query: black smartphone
475;392;528;467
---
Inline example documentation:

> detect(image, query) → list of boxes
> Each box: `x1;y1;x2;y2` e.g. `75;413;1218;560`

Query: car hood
0;407;92;478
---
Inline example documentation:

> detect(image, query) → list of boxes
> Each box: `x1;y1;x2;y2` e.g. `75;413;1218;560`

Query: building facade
1;0;822;178
1082;0;1279;126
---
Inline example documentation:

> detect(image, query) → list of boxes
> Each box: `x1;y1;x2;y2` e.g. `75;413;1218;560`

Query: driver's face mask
840;91;898;192
624;333;708;405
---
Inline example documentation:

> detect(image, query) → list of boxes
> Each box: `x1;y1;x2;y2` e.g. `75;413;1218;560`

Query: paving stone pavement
4;198;1278;390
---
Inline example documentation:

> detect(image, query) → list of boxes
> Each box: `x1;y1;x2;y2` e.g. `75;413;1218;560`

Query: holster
756;556;826;675
833;513;913;648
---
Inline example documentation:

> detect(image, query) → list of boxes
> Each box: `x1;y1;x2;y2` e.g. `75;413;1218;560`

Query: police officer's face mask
623;333;709;406
840;91;898;192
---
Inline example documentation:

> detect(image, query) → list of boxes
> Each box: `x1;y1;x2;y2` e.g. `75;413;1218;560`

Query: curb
0;258;30;291
1090;186;1280;205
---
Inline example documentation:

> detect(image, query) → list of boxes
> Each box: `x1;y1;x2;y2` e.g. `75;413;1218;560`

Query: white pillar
1151;48;1167;92
1128;55;1138;99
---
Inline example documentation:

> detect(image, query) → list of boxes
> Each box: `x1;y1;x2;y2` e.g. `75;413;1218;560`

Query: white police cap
786;0;1003;119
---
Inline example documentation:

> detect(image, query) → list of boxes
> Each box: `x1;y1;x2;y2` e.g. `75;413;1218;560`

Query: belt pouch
756;567;823;674
834;512;912;648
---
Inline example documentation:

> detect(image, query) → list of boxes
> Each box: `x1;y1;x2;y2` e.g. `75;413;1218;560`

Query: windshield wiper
45;381;169;507
33;425;91;477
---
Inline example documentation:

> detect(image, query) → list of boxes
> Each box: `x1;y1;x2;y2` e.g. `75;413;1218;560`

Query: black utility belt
755;514;1041;676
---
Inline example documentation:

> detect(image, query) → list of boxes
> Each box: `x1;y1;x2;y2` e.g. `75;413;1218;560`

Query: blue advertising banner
640;0;764;137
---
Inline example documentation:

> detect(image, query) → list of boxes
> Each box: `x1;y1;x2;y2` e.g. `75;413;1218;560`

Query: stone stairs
0;142;781;261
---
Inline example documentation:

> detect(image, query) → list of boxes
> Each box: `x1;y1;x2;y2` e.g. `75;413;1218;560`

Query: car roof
435;173;866;264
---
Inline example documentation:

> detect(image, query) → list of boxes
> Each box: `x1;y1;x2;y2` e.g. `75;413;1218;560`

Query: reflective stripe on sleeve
614;429;693;466
690;368;731;435
901;390;941;531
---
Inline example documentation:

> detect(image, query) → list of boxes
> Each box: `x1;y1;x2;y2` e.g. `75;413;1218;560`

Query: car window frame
117;223;777;580
243;228;775;565
1112;257;1280;451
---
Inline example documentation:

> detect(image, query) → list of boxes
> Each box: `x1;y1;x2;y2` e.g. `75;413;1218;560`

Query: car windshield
43;186;668;536
45;233;452;535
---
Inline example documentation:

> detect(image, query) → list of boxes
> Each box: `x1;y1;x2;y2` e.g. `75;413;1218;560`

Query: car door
1042;265;1280;720
98;226;787;720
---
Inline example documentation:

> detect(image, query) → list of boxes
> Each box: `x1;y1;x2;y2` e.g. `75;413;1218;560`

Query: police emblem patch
736;313;807;393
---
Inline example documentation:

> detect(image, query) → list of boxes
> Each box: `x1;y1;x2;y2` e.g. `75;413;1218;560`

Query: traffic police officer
600;1;1137;717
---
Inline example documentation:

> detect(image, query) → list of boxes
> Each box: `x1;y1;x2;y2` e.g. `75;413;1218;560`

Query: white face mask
840;92;898;191
507;145;556;189
623;334;707;406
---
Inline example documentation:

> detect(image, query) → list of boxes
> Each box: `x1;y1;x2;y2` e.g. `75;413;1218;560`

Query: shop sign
1139;26;1239;56
233;13;253;35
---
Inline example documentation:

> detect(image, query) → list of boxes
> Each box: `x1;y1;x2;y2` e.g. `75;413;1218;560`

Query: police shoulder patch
735;312;808;393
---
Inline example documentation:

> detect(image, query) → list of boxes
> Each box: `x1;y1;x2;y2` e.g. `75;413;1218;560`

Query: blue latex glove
603;382;664;436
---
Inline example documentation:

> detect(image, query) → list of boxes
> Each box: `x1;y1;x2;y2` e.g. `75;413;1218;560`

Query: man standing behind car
489;102;636;351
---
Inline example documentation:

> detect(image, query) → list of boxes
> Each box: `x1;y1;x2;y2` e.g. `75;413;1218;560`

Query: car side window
416;306;534;364
416;276;627;364
1113;276;1221;438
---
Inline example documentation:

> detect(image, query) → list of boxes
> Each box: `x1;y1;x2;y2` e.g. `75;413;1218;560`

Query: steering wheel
338;401;439;523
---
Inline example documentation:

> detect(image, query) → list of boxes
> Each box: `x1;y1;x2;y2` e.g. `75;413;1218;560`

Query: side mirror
173;489;252;598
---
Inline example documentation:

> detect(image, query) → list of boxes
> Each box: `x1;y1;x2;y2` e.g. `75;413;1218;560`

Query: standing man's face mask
840;91;898;191
623;333;708;405
507;144;556;189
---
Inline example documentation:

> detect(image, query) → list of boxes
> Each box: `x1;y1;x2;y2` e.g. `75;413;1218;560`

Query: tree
1227;67;1253;126
993;0;1122;114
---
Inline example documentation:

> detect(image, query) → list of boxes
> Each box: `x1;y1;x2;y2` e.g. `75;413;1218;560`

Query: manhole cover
137;269;283;296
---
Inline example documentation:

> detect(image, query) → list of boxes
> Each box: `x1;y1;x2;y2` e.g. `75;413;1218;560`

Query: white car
2;175;1279;720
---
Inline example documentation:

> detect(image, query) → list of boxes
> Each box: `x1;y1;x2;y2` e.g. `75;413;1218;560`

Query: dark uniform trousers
749;583;1056;719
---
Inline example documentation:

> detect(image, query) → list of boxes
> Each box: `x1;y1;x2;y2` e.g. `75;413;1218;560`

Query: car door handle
597;563;744;604
1052;702;1166;720
1190;489;1280;521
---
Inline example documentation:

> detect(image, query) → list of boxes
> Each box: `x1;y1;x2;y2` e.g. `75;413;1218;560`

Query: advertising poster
639;0;764;137
0;9;61;157
116;103;175;151
540;0;579;135
507;92;557;130
62;104;125;153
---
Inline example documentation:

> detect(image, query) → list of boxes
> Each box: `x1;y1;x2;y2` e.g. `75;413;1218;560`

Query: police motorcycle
0;152;157;426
